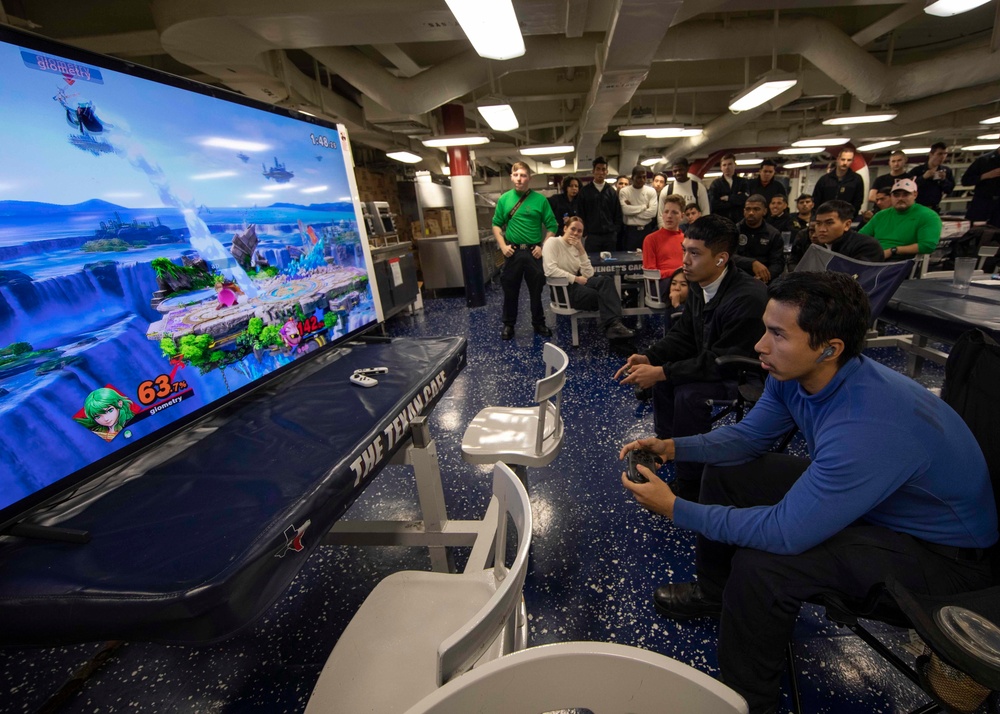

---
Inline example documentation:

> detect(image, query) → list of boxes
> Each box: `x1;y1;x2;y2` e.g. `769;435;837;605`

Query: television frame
0;24;383;533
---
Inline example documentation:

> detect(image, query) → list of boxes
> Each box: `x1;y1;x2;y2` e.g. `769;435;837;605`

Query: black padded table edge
0;336;467;645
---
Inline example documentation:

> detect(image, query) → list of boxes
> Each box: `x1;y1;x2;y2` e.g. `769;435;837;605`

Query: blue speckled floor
2;281;955;713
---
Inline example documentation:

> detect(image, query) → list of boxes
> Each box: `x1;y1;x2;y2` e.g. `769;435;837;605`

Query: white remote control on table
349;373;378;388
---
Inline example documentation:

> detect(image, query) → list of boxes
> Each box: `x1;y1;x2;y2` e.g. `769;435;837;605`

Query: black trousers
651;379;737;491
623;225;647;252
500;248;546;326
696;454;994;713
566;275;622;330
585;232;617;254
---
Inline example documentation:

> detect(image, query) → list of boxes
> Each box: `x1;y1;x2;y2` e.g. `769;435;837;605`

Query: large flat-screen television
0;26;382;531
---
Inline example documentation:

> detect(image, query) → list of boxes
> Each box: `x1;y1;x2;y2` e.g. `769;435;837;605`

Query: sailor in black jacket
812;148;865;216
813;200;884;262
734;195;785;283
579;156;622;253
615;215;767;500
707;154;750;223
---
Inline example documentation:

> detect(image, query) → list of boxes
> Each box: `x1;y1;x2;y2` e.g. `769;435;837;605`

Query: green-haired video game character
74;387;135;442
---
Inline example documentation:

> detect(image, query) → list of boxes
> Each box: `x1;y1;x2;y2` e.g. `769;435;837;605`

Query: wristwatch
890;246;898;256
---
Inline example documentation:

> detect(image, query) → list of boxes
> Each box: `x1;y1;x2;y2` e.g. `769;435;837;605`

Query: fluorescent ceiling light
902;130;931;137
962;144;1000;151
646;127;702;138
386;150;423;163
924;0;991;16
901;147;931;155
478;100;519;131
519;144;574;156
980;115;1000;125
729;71;798;112
735;157;762;166
791;137;851;148
298;109;317;118
703;171;723;178
618;125;702;138
640;157;661;167
550;158;566;169
823;111;898;126
978;133;1000;140
444;0;524;60
421;134;490;147
782;161;812;169
857;140;900;151
778;147;820;155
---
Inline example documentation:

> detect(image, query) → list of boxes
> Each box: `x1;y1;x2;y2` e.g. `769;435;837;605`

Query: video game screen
0;28;381;528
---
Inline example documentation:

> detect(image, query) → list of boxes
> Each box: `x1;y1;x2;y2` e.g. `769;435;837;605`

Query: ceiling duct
574;0;684;169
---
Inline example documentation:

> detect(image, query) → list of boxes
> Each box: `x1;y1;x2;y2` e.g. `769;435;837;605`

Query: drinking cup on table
953;257;977;290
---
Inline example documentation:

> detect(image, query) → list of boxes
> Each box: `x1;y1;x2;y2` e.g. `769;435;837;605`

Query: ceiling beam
850;1;924;48
371;43;423;78
565;0;588;38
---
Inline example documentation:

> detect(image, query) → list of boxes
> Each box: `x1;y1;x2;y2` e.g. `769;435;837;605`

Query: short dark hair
721;153;736;162
746;193;768;208
815;200;854;222
837;146;856;158
767;271;871;366
770;194;788;204
654;172;668;181
930;141;947;153
686;214;738;257
876;186;892;197
673;157;690;169
631;165;647;180
562;176;581;194
760;159;777;168
684;202;701;212
593;156;608;169
796;193;812;202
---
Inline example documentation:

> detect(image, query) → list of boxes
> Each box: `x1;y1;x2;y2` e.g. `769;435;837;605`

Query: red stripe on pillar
441;103;471;177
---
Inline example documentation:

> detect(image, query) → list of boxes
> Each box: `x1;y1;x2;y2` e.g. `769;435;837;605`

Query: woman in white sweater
542;216;634;340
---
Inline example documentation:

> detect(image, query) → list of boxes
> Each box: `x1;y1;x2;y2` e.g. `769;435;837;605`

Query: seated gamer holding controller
619;271;997;714
614;214;767;501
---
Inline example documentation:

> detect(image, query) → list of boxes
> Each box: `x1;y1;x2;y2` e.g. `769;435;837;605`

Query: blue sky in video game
0;41;352;209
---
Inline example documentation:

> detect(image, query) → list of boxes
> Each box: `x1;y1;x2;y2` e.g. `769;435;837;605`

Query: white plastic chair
546;276;598;346
643;267;667;310
304;462;532;714
403;641;749;714
461;342;568;469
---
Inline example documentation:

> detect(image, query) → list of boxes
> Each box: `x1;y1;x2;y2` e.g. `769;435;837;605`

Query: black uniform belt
511;243;540;251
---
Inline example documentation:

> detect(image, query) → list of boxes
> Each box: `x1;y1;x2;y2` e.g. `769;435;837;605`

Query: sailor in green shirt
492;162;559;339
858;177;941;261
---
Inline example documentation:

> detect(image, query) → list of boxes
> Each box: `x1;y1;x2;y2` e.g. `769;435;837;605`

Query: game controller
353;367;389;377
627;449;660;484
349;373;378;388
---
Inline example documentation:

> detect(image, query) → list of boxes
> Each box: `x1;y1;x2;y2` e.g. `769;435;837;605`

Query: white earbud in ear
716;258;724;266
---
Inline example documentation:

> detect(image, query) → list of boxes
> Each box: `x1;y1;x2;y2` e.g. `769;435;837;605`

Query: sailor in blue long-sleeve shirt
620;271;997;714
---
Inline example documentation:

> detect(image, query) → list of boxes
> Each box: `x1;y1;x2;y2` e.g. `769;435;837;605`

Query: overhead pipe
653;17;1000;106
307;38;595;118
659;84;803;164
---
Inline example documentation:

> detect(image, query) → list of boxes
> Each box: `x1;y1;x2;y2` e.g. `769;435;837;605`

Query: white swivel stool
404;641;748;714
305;462;532;714
461;342;569;481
